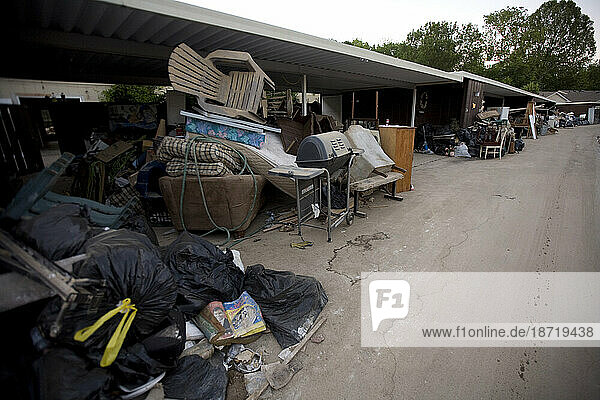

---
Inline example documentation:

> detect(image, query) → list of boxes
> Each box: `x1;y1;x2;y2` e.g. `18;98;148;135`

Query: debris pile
415;110;516;159
1;205;328;399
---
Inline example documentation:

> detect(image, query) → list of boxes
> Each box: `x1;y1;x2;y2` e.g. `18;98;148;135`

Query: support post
410;87;417;127
375;90;379;126
302;74;307;116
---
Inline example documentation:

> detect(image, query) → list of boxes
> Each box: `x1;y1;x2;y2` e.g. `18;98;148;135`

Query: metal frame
269;154;356;242
353;180;403;218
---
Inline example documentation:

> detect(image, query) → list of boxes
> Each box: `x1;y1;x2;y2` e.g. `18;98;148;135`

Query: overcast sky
180;0;600;59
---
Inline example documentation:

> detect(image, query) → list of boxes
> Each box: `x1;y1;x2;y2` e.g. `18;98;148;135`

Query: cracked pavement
207;125;600;399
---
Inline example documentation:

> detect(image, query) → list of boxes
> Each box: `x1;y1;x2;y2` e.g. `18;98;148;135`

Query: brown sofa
159;174;266;236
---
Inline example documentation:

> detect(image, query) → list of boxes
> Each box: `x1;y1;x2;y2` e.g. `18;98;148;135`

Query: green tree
344;0;597;90
483;51;531;89
404;21;461;71
522;81;541;93
346;22;485;73
524;0;596;90
577;61;600;89
100;84;165;103
373;41;414;60
483;6;529;63
343;39;373;50
456;23;485;72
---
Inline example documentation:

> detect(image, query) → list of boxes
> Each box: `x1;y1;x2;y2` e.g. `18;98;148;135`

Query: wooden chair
480;123;508;160
168;43;275;123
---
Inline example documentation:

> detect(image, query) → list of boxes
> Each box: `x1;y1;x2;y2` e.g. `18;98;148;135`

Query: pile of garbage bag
4;207;328;399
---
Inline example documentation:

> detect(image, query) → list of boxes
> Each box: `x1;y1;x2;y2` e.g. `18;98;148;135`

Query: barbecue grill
296;132;353;172
269;132;360;241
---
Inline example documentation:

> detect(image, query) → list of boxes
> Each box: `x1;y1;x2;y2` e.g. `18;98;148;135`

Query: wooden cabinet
379;126;415;193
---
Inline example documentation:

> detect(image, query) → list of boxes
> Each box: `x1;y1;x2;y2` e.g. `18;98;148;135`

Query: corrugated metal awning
1;0;462;94
452;71;554;103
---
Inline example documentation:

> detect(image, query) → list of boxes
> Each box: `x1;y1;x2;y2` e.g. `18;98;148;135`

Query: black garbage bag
163;232;244;315
38;230;177;364
321;185;347;209
243;264;328;348
514;138;525;152
76;229;177;342
110;343;170;389
33;347;111;400
141;309;186;366
163;354;227;400
121;214;158;245
15;203;92;261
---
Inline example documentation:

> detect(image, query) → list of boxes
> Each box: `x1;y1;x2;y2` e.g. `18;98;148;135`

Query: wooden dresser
378;126;415;193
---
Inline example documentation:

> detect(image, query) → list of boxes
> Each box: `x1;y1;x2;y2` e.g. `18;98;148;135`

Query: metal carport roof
1;0;462;95
451;71;554;104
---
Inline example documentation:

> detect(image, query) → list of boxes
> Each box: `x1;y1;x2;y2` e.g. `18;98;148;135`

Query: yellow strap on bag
74;298;137;367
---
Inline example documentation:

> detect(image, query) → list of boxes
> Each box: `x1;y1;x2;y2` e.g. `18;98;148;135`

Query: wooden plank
253;80;265;112
263;223;283;232
460;79;483;128
351;171;404;192
233;72;244;109
95;141;133;163
169;52;222;89
234;72;246;109
0;231;77;301
175;43;224;79
246;73;258;110
216;75;231;103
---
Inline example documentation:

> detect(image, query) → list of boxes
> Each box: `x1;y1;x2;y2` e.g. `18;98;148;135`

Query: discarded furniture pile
2;41;411;245
0;42;420;398
158;43;408;241
415;110;522;159
509;102;560;139
0;181;329;399
414;123;478;158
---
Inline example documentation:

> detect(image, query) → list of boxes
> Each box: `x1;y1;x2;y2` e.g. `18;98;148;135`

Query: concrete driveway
232;125;600;399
